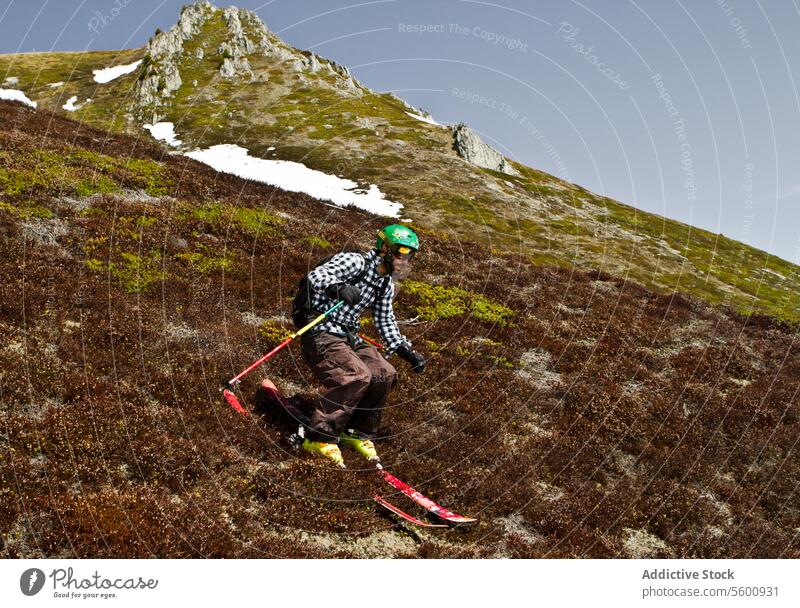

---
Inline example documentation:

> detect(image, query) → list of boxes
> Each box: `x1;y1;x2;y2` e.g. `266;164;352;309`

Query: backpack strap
352;252;391;302
348;252;370;286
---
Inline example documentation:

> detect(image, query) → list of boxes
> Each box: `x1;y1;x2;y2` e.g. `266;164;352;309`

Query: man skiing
298;224;426;467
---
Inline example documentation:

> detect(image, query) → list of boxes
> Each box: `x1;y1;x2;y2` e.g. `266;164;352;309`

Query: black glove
325;283;361;306
396;343;426;373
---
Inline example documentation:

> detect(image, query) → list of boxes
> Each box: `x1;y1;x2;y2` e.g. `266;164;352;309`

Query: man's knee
314;339;372;392
372;360;398;388
341;360;372;392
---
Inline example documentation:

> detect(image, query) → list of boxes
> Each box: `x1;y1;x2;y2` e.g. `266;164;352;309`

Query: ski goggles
391;244;416;260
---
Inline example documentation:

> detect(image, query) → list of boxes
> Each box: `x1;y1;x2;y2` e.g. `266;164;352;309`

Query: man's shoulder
352;249;381;273
323;250;369;269
362;248;380;264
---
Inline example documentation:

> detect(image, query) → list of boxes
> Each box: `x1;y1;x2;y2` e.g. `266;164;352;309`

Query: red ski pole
221;301;344;414
358;333;384;350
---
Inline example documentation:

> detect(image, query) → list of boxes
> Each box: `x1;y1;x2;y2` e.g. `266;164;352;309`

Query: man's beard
391;258;412;280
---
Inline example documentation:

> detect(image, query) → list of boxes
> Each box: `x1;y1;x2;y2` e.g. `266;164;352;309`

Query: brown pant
300;331;398;442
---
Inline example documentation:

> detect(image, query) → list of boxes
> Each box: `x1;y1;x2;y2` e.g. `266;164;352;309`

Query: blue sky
2;0;800;264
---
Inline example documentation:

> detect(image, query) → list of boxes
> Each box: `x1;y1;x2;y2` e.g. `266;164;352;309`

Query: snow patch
62;96;79;111
92;60;142;84
405;111;440;126
48;81;64;88
4;76;19;85
186;144;402;217
62;96;91;112
143;122;182;147
0;89;36;108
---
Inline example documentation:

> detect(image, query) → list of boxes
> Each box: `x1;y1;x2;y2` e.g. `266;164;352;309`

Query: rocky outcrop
452;123;519;176
135;1;218;120
217;7;257;79
308;52;322;73
282;51;363;96
326;58;363;96
134;2;277;117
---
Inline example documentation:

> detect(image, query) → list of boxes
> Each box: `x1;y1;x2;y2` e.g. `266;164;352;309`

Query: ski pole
358;333;384;350
224;300;344;388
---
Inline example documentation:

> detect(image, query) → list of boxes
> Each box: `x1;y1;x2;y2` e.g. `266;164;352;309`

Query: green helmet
376;224;419;252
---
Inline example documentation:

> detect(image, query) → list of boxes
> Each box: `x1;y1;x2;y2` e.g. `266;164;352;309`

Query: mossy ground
188;201;283;237
0;48;144;132
176;249;234;274
402;280;514;326
0;147;173;199
85;251;165;293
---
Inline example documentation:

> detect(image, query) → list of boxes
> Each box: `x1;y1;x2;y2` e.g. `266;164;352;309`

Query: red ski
373;495;447;528
381;471;477;525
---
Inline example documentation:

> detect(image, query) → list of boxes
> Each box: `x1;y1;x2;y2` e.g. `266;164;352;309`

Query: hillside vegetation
1;101;798;558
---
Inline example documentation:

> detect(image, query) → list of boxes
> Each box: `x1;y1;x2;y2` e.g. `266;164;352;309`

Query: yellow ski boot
340;430;381;467
302;439;345;468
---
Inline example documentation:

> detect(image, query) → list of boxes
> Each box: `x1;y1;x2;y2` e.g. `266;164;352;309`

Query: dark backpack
291;250;385;329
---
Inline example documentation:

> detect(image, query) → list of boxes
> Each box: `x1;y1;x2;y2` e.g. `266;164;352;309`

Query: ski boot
302;439;345;468
340;430;381;468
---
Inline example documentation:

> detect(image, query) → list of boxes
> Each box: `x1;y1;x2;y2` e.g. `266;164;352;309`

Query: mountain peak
136;2;266;118
135;1;363;121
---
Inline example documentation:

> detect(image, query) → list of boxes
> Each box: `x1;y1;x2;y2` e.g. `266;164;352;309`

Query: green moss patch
257;320;292;344
0;199;54;219
85;251;164;293
403;280;514;325
546;218;594;237
176;249;234;274
191;202;283;236
300;235;332;249
0;148;173;198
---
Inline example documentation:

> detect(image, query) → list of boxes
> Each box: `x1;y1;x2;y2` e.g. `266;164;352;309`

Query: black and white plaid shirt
306;249;410;354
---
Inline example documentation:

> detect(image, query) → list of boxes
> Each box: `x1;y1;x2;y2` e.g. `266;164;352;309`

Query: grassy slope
0;48;144;132
0;100;798;558
2;36;799;324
